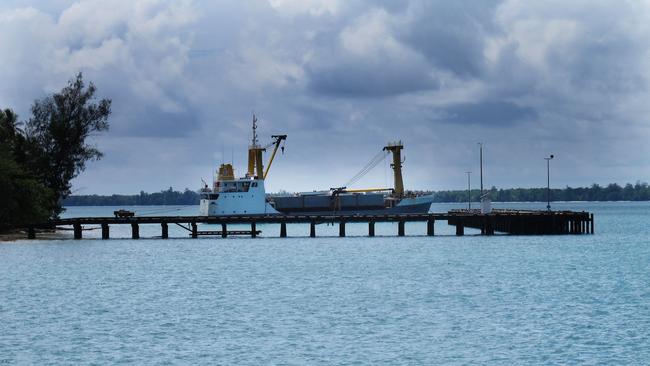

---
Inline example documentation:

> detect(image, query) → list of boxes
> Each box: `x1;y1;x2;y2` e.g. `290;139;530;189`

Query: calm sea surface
1;202;649;364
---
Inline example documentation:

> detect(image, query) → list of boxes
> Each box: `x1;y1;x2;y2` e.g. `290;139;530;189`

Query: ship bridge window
221;182;237;192
208;194;219;200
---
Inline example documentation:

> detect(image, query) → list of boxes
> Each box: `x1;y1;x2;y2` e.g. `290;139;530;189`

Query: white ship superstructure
199;176;278;216
199;115;286;216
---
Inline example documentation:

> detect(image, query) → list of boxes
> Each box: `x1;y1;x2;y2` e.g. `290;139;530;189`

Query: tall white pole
466;171;471;210
545;154;554;211
478;143;484;197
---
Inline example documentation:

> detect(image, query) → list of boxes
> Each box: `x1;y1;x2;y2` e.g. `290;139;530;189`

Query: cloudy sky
2;0;650;194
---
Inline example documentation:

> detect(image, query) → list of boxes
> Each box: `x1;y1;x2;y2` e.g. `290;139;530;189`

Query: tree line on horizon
64;187;199;206
428;182;650;203
62;182;650;206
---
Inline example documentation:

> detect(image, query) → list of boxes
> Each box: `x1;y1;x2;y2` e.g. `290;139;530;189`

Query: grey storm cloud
307;58;439;97
1;0;650;194
441;101;537;126
396;0;502;78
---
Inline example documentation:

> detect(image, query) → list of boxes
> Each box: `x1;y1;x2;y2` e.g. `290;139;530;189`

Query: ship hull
271;194;434;216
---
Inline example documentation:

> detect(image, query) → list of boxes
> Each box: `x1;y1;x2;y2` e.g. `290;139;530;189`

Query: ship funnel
218;163;235;181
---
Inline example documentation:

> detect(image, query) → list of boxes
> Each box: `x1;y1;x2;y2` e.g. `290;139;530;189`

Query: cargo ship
199;116;434;216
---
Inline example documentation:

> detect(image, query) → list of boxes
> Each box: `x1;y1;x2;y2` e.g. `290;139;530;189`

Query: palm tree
0;108;23;140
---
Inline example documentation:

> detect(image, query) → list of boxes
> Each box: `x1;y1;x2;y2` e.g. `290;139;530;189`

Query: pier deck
25;210;594;239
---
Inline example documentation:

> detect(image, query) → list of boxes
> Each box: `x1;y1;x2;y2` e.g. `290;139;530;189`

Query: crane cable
344;149;389;188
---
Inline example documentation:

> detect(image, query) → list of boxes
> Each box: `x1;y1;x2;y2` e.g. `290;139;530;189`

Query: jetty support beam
368;221;375;237
339;221;346;237
427;219;434;236
161;223;168;239
251;222;257;238
74;223;82;240
398;220;405;236
456;220;464;236
310;221;316;238
484;217;494;236
101;223;109;239
131;223;139;239
221;224;227;238
280;222;287;238
191;222;198;238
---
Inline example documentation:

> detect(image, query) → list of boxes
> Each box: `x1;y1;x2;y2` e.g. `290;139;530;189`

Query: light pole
478;143;484;198
545;154;554;211
466;171;471;210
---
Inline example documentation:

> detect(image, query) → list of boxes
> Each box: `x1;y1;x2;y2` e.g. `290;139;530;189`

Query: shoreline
1;229;70;242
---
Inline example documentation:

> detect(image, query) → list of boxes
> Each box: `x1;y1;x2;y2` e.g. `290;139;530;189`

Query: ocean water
1;202;649;364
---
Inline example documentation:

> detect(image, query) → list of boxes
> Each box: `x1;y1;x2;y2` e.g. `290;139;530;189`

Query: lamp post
544;154;554;211
478;143;484;198
466;171;471;210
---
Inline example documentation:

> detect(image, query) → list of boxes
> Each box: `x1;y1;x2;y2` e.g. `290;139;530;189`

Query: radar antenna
251;113;259;147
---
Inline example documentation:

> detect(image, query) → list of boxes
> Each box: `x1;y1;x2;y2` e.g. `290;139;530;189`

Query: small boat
199;115;434;216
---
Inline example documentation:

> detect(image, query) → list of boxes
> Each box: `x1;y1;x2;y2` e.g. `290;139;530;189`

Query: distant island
63;182;650;206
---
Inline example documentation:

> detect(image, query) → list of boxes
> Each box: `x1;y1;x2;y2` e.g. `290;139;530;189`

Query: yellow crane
383;142;404;197
342;141;405;197
263;134;287;179
246;114;287;180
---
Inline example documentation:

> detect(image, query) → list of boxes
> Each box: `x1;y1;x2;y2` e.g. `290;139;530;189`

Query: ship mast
247;114;265;179
252;114;259;147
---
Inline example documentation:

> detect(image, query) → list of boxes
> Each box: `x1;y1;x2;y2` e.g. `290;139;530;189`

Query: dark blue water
1;202;649;364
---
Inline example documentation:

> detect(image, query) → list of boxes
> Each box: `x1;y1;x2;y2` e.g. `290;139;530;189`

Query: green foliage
23;73;111;216
0;146;54;229
0;73;111;230
0;108;21;147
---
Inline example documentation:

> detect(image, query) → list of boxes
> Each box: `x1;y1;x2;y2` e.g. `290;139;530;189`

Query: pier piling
310;221;316;238
485;217;494;236
131;223;139;239
427;219;434;236
161;223;168;239
191;222;198;238
101;223;109;239
339;221;346;237
74;223;82;240
398;220;405;236
221;224;227;238
456;220;464;236
251;222;257;238
368;221;375;237
280;222;287;237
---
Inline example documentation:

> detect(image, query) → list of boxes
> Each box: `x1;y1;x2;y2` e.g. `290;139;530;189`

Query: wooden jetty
25;209;594;239
447;209;594;236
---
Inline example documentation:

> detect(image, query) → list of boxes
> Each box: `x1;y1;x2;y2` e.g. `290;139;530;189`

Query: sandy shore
0;230;71;242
